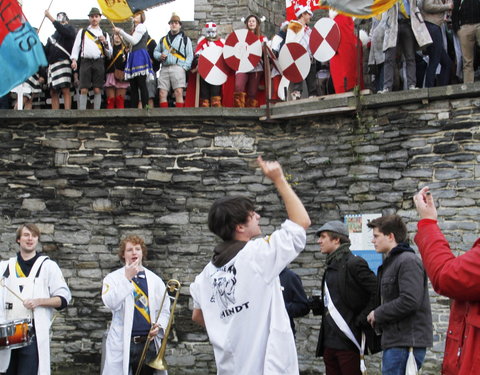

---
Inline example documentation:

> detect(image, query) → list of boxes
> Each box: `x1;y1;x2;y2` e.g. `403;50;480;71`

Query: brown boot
199;99;210;107
246;97;258;108
210;96;222;107
233;92;246;108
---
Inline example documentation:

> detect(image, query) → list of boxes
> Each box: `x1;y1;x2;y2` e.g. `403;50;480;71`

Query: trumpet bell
147;355;168;371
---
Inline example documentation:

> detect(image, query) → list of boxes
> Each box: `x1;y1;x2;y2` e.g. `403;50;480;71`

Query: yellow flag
97;0;133;22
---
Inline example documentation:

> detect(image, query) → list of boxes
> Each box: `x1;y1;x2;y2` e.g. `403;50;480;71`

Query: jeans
6;334;38;375
382;347;426;375
425;22;451;87
384;20;417;90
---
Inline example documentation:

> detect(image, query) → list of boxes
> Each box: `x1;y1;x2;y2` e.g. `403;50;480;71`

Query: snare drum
0;318;33;350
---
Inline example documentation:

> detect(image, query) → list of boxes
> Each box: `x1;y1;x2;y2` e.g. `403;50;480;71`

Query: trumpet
135;279;181;375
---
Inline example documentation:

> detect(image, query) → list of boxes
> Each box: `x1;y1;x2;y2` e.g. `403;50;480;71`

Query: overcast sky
21;0;194;44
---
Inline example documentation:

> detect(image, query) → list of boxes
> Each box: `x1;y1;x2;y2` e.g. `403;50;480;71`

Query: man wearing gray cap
311;220;379;375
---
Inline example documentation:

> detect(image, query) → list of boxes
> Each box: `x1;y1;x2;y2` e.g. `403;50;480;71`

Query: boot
175;102;184;108
199;99;210;107
160;101;169;108
246;97;258;108
233;92;246;108
115;95;124;109
106;97;115;109
210;96;222;107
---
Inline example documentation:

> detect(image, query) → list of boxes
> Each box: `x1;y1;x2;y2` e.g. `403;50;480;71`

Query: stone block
22;198;46;211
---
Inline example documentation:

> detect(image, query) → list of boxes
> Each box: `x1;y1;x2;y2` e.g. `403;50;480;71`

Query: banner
286;0;397;20
322;0;398;18
98;0;175;22
0;0;47;97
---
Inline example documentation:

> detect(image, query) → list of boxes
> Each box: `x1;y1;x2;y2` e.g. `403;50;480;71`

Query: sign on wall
345;214;383;274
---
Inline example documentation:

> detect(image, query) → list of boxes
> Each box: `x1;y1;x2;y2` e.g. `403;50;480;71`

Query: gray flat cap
315;220;349;237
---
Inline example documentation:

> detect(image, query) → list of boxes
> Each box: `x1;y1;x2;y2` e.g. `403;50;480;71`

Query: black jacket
452;0;480;31
313;247;380;357
374;243;433;349
279;268;309;336
45;21;76;64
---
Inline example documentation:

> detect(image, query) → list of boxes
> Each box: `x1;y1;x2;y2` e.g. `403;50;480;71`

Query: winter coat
421;0;452;26
314;246;380;357
374;243;433;349
415;219;480;375
382;0;433;51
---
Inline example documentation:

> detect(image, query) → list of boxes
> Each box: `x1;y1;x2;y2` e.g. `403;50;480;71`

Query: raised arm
257;155;310;230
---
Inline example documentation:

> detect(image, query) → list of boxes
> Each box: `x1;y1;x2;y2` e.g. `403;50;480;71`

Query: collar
211;240;247;267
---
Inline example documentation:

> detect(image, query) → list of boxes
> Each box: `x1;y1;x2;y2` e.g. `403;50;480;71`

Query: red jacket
414;219;480;375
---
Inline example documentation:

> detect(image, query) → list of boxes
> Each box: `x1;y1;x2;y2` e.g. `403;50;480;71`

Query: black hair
208;196;255;241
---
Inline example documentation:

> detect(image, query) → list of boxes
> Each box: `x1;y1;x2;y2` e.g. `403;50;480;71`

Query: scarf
326;243;351;265
211;240;247;267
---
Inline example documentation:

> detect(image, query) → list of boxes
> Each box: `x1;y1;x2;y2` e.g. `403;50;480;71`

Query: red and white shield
278;42;310;83
310;18;341;62
223;29;262;73
198;44;231;86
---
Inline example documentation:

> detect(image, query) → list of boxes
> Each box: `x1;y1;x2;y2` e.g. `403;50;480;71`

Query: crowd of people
1;156;479;375
1;1;478;110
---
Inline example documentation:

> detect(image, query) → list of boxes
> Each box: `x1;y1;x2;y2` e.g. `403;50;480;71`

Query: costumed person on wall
114;11;155;108
286;5;317;100
329;10;365;94
185;22;225;107
234;15;267;108
104;33;129;109
270;20;289;102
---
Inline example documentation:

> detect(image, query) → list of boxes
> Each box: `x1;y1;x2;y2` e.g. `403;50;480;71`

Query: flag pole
37;0;54;33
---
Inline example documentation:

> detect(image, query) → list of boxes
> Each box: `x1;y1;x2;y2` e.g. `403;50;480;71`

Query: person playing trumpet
102;235;170;375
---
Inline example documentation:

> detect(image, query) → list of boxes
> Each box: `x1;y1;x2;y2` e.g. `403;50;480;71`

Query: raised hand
413;186;438;220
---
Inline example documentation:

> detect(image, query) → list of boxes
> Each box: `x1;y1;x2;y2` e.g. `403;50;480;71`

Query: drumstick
0;277;25;303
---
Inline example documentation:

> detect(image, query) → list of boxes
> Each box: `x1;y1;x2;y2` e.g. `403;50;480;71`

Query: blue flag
0;0;47;97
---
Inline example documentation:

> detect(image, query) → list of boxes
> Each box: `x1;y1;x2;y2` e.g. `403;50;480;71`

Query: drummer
0;223;71;375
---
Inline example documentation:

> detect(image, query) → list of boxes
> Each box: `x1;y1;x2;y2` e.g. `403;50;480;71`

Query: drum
0;318;33;350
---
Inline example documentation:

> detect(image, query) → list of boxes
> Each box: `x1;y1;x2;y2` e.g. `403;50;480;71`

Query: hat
315;221;349;237
295;4;313;18
88;7;102;17
169;13;182;25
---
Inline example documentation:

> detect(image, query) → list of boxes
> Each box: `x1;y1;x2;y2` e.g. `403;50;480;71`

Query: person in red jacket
413;186;480;375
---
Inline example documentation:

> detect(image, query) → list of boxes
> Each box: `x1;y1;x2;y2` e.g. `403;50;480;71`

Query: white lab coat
190;220;306;375
0;256;72;375
102;267;170;375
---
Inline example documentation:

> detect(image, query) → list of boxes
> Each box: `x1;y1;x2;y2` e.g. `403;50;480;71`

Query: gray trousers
383;20;417;90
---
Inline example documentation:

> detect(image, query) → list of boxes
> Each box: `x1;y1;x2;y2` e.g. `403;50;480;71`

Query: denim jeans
382;347;426;375
425;22;451;87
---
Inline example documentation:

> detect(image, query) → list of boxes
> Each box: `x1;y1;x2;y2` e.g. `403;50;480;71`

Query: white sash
324;281;367;373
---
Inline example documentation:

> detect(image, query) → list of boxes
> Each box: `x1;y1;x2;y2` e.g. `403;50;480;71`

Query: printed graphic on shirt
210;264;251;319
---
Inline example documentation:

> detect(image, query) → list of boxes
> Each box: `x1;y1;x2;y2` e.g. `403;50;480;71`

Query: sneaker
408;85;419;90
378;88;390;94
291;91;302;100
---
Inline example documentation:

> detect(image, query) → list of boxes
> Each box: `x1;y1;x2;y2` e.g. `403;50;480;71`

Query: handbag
114;68;125;81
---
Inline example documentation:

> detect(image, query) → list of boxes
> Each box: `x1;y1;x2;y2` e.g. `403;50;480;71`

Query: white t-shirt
190;219;306;375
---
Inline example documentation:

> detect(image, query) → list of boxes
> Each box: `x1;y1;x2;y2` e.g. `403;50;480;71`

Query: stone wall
1;84;480;374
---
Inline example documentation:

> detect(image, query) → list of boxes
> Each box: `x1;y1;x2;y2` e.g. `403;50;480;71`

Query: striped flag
98;0;176;22
0;0;47;97
286;0;397;19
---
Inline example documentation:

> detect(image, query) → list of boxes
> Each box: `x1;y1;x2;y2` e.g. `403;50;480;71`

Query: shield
278;42;310;83
223;29;263;73
310;18;341;63
198;44;231;85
